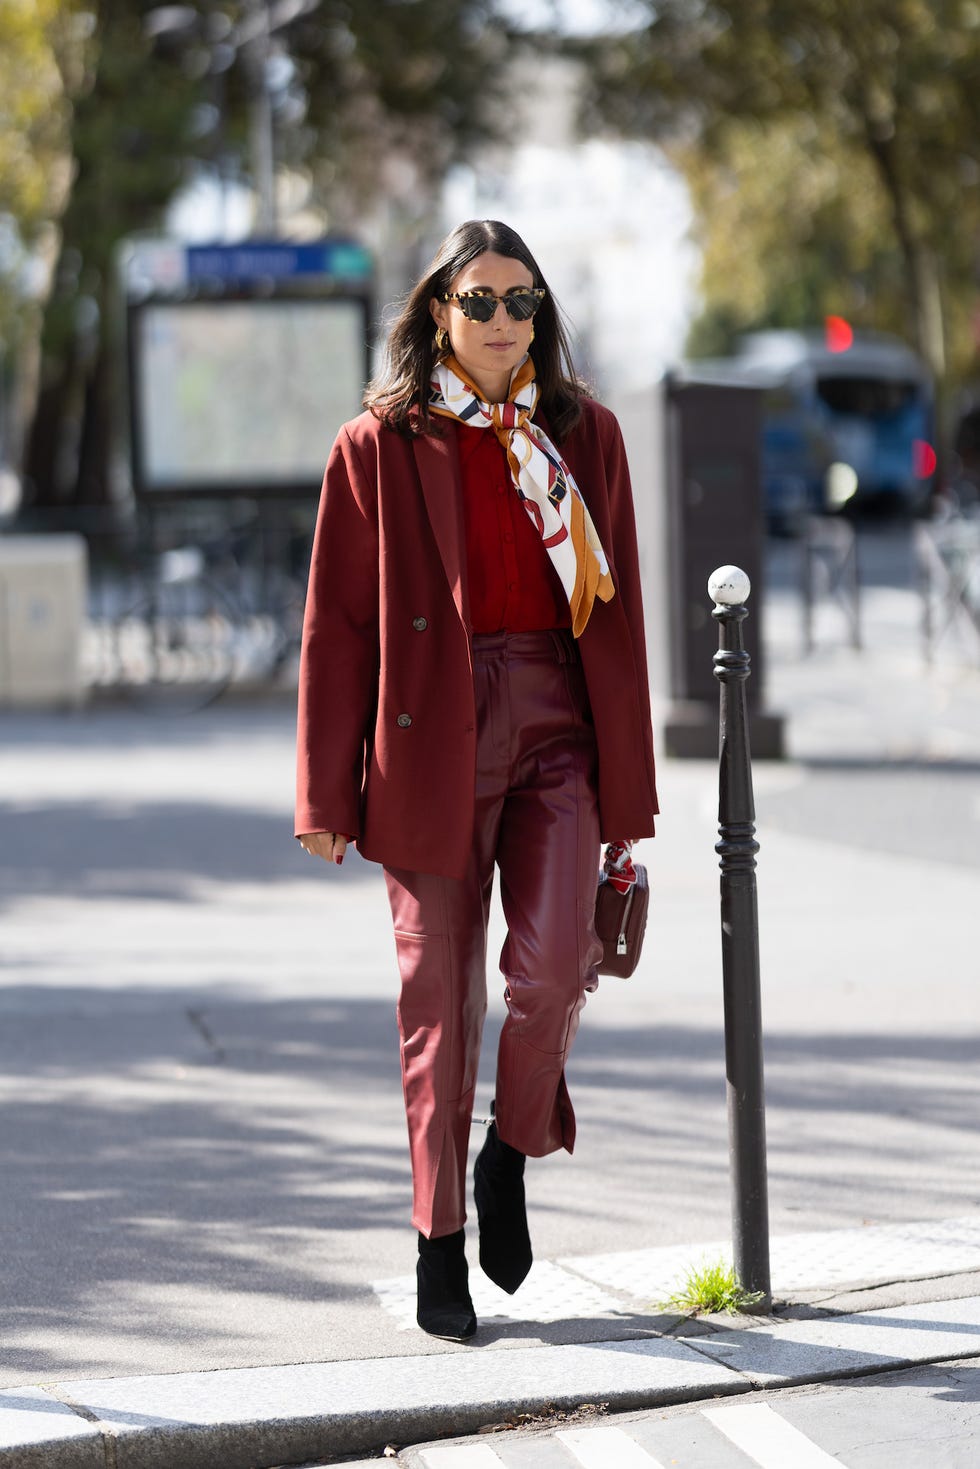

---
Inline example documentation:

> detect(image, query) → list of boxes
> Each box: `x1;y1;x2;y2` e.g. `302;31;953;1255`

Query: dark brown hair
364;219;587;442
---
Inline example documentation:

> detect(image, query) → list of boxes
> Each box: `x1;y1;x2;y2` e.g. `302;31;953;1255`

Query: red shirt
456;422;571;633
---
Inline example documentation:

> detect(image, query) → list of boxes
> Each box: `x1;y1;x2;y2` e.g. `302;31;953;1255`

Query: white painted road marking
556;1425;667;1468
703;1402;847;1467
418;1443;504;1467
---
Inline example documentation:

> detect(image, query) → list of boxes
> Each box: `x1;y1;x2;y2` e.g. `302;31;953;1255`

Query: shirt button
412;616;427;631
396;713;412;728
508;581;518;592
497;485;506;495
503;533;514;544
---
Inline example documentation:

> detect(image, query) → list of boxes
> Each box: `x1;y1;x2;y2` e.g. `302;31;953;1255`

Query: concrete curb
7;1293;980;1468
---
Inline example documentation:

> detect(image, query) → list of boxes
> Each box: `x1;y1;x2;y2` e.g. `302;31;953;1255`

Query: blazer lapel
413;428;470;630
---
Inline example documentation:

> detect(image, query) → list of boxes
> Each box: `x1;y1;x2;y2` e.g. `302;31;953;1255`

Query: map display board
131;296;368;494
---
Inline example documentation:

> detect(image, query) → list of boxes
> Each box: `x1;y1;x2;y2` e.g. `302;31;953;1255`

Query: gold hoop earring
435;326;449;353
529;325;535;344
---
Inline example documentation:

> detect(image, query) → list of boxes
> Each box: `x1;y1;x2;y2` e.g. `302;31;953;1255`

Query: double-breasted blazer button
412;616;428;631
396;713;413;728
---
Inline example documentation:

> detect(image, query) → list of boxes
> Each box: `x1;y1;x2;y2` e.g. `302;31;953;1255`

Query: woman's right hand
298;832;348;865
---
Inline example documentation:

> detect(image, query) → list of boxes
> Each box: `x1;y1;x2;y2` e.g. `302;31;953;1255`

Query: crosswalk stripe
555;1425;667;1468
417;1443;504;1467
703;1403;847;1467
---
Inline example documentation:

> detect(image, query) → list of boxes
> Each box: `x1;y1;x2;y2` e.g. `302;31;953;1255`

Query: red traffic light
825;316;854;353
913;439;937;478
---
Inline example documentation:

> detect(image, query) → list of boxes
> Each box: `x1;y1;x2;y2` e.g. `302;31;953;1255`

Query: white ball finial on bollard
709;565;751;607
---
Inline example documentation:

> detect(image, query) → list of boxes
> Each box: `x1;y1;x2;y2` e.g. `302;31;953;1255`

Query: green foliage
63;6;203;263
0;0;71;339
32;1;204;377
12;0;521;504
280;0;516;216
0;0;66;226
661;1258;766;1316
575;0;980;386
675;113;907;357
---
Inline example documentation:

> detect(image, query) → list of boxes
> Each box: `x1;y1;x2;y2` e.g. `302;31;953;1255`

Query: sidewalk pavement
3;534;980;1467
7;1216;980;1467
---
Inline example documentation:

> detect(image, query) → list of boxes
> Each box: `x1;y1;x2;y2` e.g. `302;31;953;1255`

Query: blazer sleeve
602;410;660;818
295;425;380;839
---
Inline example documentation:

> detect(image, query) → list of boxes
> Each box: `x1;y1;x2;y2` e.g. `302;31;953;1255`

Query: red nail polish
337;854;344;866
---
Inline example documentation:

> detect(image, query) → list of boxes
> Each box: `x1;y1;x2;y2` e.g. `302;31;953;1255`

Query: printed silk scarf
603;839;637;893
429;355;615;636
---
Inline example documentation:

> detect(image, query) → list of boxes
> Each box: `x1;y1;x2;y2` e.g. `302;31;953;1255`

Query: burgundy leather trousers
384;629;603;1239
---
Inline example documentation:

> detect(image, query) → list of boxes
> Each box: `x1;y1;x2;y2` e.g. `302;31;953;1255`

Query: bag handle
602;839;636;894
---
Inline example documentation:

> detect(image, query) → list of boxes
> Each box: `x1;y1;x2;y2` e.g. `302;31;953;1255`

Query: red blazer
295;397;659;879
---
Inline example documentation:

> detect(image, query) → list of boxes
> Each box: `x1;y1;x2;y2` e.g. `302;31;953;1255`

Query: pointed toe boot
416;1229;477;1342
473;1119;533;1295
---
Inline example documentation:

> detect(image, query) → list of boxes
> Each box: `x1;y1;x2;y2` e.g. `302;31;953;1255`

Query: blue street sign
185;240;372;285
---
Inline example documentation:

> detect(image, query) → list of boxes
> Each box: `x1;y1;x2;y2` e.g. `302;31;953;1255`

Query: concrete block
684;1293;980;1387
0;1386;102;1469
0;535;88;708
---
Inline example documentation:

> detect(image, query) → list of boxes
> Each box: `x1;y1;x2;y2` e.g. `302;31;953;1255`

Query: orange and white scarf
429;355;615;636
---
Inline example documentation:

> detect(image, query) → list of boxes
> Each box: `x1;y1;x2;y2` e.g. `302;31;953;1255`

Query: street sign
185;240;372;286
120;237;374;497
120;238;373;299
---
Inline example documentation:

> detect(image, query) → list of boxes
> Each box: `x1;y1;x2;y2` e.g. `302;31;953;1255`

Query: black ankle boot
473;1118;533;1295
416;1228;476;1342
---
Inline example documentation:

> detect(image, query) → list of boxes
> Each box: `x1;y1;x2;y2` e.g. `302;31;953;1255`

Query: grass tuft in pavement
660;1258;766;1316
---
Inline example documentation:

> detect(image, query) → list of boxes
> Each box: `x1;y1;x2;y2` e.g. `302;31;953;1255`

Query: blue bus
685;328;935;530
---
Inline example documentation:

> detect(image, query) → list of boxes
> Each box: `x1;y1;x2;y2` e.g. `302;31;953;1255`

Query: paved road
1;525;979;1389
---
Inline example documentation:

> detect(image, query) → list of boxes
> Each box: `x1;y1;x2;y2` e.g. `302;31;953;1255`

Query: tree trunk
22;231;114;514
864;131;946;373
75;321;113;508
864;126;948;492
22;338;78;512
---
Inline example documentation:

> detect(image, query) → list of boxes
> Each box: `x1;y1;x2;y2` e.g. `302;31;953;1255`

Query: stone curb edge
6;1308;980;1469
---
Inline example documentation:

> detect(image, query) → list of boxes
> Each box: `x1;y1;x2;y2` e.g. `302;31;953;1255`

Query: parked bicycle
93;501;312;714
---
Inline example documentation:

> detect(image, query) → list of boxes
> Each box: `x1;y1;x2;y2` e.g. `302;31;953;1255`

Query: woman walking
296;219;658;1342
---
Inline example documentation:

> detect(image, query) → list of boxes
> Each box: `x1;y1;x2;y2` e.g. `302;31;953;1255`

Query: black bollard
709;565;772;1311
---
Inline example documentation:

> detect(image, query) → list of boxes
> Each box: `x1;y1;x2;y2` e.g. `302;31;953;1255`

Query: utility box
612;375;785;759
665;376;784;757
0;535;88;708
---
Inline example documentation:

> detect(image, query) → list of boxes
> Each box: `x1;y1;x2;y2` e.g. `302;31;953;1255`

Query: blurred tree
576;0;980;391
0;0;71;466
19;0;515;511
24;1;202;509
678;114;905;356
291;0;512;213
0;0;69;328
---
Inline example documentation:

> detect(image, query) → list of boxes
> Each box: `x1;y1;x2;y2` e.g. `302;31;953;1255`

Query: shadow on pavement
0;989;407;1381
0;705;297;750
2;993;980;1380
0;798;375;909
